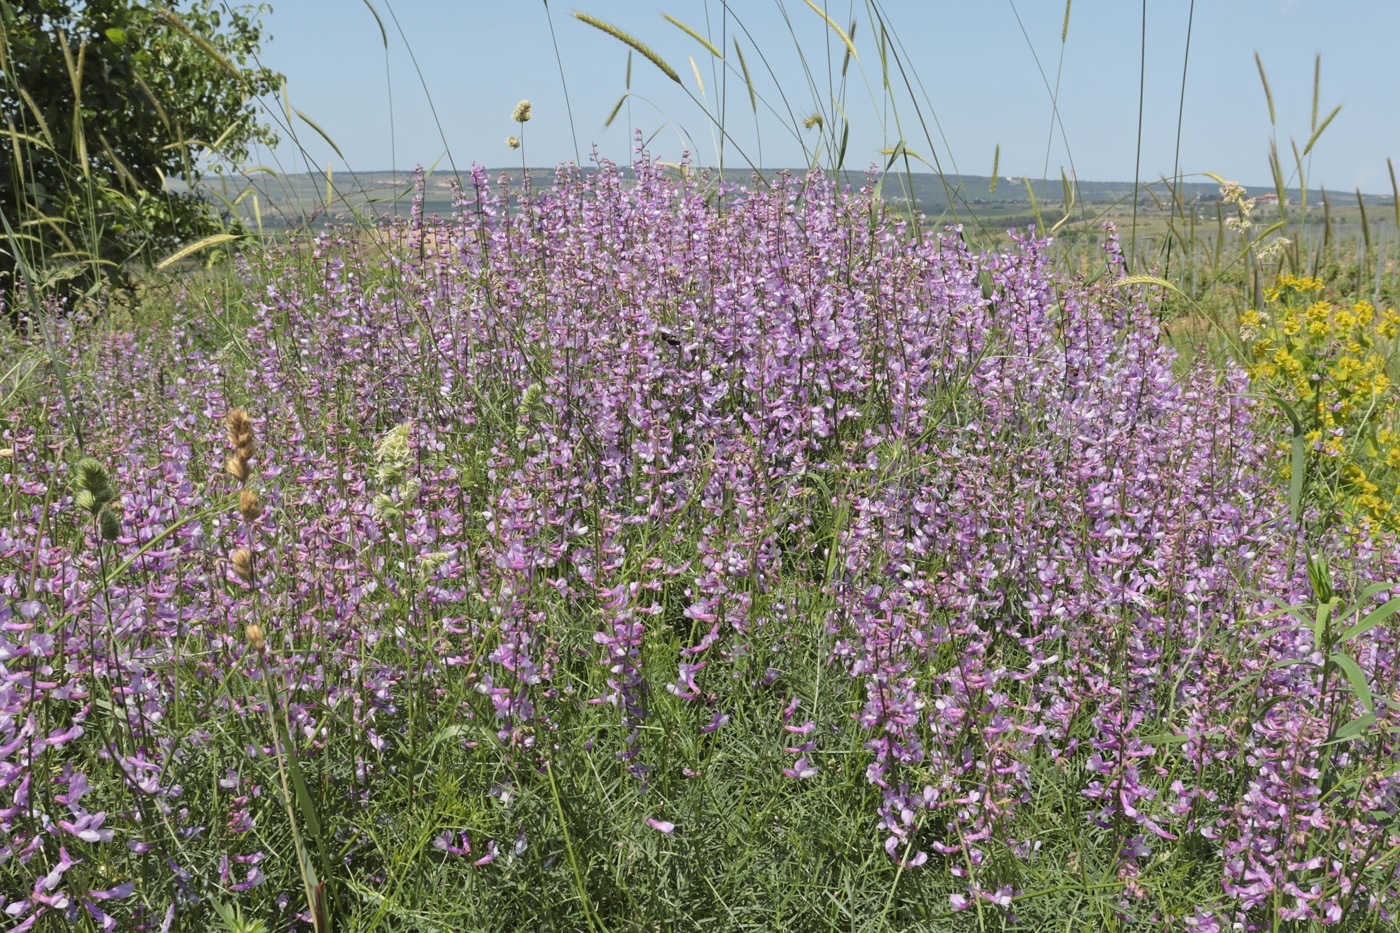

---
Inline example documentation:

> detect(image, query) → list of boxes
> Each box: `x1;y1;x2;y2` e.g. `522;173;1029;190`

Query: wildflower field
6;1;1400;926
5;150;1400;932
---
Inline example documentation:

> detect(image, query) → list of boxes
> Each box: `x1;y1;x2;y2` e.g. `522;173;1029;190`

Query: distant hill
194;167;1395;230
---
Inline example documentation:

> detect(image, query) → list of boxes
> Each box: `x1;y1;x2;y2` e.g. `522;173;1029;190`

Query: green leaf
104;27;127;45
1326;712;1377;744
1312;596;1336;651
1341;596;1400;643
1266;391;1306;523
1307;554;1333;603
1138;733;1189;746
1329;652;1374;713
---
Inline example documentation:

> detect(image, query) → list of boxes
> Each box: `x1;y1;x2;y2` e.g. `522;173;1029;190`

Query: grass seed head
374;420;413;487
225;408;257;473
512;99;532;123
231;547;255;583
73;457;117;512
99;509;121;541
239;488;264;522
245;622;266;653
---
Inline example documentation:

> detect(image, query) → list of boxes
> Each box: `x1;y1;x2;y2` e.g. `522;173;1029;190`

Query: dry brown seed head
225;457;251;484
239;488;264;521
231;547;255;583
225;408;253;445
245;623;266;652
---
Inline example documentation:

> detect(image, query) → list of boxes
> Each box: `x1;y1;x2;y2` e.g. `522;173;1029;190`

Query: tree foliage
0;0;281;304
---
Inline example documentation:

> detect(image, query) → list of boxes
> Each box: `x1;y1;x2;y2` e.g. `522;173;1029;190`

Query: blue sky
251;1;1400;192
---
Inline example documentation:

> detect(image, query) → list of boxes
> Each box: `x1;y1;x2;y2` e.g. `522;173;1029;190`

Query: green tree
0;0;281;309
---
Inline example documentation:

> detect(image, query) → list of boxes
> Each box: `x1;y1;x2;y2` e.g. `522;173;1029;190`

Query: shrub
1244;272;1400;533
0;0;280;307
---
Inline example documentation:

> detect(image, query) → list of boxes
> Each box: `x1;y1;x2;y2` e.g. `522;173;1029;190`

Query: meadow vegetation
5;2;1400;931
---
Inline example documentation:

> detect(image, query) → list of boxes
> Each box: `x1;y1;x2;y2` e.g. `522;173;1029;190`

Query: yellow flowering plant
1247;274;1400;532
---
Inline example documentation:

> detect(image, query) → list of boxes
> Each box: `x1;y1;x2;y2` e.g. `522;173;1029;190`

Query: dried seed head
225;408;257;468
225;408;254;446
245;623;266;653
511;99;532;123
230;547;255;583
506;135;520;150
239;488;264;522
225;456;251;484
